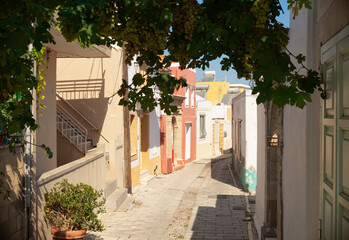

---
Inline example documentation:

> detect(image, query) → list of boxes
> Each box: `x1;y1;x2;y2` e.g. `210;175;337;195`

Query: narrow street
87;155;258;240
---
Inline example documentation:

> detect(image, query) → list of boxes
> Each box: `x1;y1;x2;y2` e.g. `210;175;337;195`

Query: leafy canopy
0;0;322;145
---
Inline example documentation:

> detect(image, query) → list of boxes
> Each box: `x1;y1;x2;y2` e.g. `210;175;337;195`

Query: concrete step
140;174;156;185
140;169;149;178
174;164;185;172
104;179;118;199
105;188;128;212
116;195;136;212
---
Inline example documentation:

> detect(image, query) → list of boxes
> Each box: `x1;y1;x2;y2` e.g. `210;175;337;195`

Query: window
191;86;195;108
185;85;189;108
199;114;206;138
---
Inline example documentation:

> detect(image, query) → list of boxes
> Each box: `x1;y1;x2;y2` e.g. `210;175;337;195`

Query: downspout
24;43;35;240
24;121;31;240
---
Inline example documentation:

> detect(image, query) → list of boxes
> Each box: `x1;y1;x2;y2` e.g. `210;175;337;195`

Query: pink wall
169;67;197;163
160;115;173;174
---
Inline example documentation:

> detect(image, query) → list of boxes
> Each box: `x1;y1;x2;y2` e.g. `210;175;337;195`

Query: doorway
321;32;349;239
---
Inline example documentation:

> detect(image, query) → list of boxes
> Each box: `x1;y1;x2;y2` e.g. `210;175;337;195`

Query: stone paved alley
87;155;258;240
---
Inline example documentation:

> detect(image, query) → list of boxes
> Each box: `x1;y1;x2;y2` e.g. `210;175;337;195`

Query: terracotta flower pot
51;226;87;240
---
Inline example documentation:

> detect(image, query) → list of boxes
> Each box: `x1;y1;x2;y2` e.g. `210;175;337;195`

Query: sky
195;1;290;85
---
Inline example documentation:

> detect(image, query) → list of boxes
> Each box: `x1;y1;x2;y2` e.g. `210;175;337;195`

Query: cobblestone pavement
87;155;258;240
183;156;258;240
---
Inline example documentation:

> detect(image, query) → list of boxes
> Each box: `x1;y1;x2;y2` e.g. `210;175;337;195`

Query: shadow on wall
149;110;161;155
56;76;108;137
30;150;48;240
0;146;25;240
56;75;110;166
56;78;105;100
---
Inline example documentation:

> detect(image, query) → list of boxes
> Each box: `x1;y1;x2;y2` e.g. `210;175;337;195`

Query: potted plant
44;179;106;240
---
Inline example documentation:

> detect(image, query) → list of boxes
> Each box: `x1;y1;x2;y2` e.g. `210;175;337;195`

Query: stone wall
0;145;25;240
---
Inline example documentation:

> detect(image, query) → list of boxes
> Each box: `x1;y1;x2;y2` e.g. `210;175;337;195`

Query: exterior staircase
56;102;88;154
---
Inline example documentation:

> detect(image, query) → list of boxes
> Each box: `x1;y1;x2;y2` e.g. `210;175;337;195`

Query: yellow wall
141;114;161;175
57;48;124;186
131;165;140;188
227;108;232;122
144;155;161;175
197;82;230;105
34;49;57;176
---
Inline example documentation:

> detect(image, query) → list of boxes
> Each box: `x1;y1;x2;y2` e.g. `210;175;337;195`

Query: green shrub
44;179;106;231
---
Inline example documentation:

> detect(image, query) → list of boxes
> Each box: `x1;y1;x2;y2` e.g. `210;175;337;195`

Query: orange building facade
160;64;196;173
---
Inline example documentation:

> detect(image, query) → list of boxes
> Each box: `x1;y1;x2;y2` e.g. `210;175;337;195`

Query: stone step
140;169;149;178
140;174;156;185
116;195;136;212
174;164;185;172
104;179;118;199
105;188;128;213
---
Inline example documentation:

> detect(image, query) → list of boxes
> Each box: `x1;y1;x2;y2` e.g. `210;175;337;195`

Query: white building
254;1;349;239
231;90;259;193
196;95;213;159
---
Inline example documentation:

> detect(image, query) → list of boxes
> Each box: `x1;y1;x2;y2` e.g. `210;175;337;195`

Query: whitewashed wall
128;56;137;85
245;93;258;172
196;95;212;159
254;102;265;239
282;5;320;240
212;105;226;119
149;106;161;159
231;90;258;193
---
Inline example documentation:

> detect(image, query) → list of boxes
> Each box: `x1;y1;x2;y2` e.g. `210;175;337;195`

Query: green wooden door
321;33;349;240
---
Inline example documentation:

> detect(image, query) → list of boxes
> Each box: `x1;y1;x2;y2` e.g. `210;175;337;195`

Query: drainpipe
24;124;31;240
24;43;35;240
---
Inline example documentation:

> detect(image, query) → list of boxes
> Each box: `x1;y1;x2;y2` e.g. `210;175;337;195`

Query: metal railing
56;102;87;153
56;92;109;143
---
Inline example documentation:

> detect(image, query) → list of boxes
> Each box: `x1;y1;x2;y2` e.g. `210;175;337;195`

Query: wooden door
321;33;349;240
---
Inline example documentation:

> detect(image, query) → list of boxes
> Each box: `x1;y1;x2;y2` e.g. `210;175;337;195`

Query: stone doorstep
105;188;128;213
174;163;185;172
140;174;156;185
104;179;118;199
116;195;136;212
140;169;149;178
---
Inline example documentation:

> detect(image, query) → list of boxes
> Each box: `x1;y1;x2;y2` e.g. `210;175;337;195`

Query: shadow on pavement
210;153;235;187
188;155;258;240
84;233;104;240
190;194;256;240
